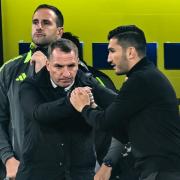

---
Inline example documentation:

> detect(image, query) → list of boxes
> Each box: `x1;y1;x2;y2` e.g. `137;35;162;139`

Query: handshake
70;86;97;112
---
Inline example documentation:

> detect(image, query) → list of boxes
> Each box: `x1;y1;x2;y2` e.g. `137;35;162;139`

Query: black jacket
82;57;180;177
80;65;138;180
16;67;117;180
0;47;136;180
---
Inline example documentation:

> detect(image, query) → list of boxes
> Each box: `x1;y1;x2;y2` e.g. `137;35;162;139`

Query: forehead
108;38;119;48
33;8;56;20
50;48;78;63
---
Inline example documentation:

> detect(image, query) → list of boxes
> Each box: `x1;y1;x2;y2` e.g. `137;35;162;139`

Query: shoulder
125;63;169;96
0;53;29;74
0;53;30;90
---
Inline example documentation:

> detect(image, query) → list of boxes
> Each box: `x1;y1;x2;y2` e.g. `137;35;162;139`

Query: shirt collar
50;78;74;92
126;57;151;77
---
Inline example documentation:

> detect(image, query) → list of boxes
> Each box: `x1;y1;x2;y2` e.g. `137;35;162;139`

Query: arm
93;83;118;109
95;137;127;180
19;80;78;125
103;137;127;167
0;81;14;163
71;75;150;130
0;67;20;179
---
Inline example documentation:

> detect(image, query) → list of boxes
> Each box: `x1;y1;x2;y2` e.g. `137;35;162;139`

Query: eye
108;48;115;53
32;19;38;25
43;20;52;25
68;64;76;68
54;64;63;69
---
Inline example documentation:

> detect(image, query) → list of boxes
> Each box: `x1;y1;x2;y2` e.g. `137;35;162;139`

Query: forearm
103;137;126;167
20;83;77;125
0;97;14;164
33;97;76;124
0;146;14;164
94;85;117;109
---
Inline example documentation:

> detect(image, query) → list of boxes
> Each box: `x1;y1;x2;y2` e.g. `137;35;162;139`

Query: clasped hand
70;86;97;112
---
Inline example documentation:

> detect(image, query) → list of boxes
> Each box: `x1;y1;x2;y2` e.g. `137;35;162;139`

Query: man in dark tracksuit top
70;25;180;180
16;38;117;180
0;4;64;179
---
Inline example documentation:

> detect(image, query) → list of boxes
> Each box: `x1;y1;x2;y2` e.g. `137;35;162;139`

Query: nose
107;53;112;63
36;22;43;30
62;67;71;77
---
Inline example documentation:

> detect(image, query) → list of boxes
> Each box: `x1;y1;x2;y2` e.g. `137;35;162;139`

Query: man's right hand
31;51;47;73
94;163;112;180
5;157;20;180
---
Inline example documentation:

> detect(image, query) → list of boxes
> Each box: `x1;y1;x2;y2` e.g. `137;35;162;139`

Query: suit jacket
16;67;117;180
82;57;180;177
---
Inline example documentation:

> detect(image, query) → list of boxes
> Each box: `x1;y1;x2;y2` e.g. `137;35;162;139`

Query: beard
32;37;50;47
115;53;129;75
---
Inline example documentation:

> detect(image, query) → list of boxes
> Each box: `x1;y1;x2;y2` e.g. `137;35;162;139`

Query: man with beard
0;4;64;179
70;25;180;180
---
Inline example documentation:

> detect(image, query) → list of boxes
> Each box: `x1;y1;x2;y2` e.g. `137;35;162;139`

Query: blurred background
1;0;180;101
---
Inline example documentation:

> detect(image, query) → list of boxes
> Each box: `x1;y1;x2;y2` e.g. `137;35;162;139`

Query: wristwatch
103;159;113;167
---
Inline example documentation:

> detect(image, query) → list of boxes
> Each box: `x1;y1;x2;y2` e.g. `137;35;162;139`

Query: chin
32;39;47;46
61;83;71;88
115;70;125;76
115;69;120;75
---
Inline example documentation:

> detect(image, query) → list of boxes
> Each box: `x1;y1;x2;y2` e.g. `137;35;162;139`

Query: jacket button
59;162;63;166
61;143;64;146
116;175;120;179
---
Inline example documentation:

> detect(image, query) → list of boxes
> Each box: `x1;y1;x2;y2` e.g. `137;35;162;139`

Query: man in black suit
16;38;117;180
70;25;180;180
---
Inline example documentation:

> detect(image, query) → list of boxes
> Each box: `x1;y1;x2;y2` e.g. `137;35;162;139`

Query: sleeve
103;137;127;167
0;67;14;164
95;130;112;165
81;74;150;131
93;84;118;109
19;81;78;125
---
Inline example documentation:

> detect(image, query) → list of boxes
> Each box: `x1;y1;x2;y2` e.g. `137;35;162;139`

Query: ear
57;27;64;38
46;60;50;72
126;47;136;60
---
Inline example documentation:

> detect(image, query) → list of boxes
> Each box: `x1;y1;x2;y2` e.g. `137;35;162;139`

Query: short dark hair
47;38;79;59
62;32;83;60
33;4;64;27
108;25;146;57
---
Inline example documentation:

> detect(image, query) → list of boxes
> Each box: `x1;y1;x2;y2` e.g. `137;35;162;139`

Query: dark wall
0;0;3;66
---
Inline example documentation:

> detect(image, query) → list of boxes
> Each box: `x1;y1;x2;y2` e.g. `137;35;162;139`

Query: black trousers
140;171;180;180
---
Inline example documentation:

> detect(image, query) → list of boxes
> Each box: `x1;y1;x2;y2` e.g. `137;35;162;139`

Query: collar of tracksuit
24;42;48;63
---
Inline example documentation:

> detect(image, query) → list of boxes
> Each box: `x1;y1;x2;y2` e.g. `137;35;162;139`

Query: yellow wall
1;0;180;97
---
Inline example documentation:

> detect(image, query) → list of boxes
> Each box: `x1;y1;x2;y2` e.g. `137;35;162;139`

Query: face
108;38;129;75
32;8;63;46
46;48;79;88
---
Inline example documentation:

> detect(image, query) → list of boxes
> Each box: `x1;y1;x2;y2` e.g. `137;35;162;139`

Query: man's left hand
70;87;91;112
